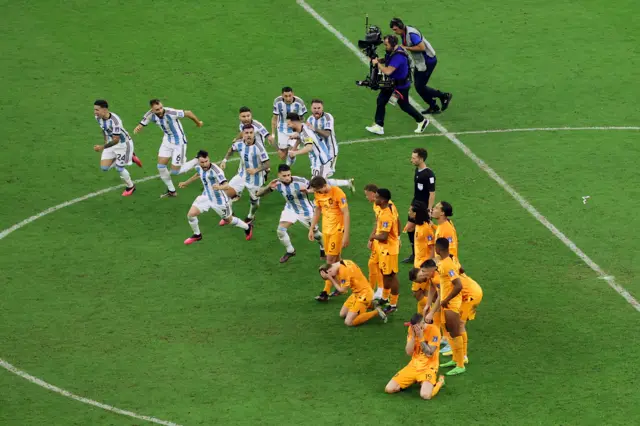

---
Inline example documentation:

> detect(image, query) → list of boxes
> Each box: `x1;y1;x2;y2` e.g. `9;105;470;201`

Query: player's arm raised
321;272;347;294
405;328;416;356
178;172;200;188
184;110;203;127
308;206;322;241
256;179;278;198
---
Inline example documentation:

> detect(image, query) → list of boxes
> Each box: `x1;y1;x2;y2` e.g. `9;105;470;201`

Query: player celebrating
133;99;203;198
220;125;271;223
319;261;388;326
305;99;339;175
271;87;307;165
370;188;401;313
178;150;253;244
237;106;273;147
385;313;445;400
364;184;383;299
93;100;142;196
308;176;351;302
433;201;458;257
286;113;354;192
256;164;325;263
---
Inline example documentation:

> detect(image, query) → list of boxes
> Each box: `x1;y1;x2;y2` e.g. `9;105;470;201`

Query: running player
133;99;203;198
271;87;307;165
433;201;458;257
370;188;401;313
93;100;142;196
309;176;351;302
364;184;383;299
178;150;253;244
286;113;354;192
319;260;387;326
409;200;436;313
305;99;339;175
256;164;325;263
385;313;445;400
237;106;273;147
220;125;271;223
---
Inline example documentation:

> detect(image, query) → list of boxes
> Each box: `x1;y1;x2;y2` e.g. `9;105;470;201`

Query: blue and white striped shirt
238;119;269;148
140;107;187;145
232;141;269;187
196;164;229;206
306;112;338;159
273;96;307;133
96;112;131;145
276;176;314;217
301;124;331;169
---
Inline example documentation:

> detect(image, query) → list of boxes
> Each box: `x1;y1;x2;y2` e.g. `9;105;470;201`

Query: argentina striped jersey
306;112;338;159
232;141;269;186
273;96;307;133
139;107;187;145
276;176;314;217
96;112;131;145
196;164;229;205
301;124;331;168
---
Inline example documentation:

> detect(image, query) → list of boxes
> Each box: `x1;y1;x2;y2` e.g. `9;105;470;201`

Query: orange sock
451;336;464;367
382;288;391;300
352;310;379;326
462;331;468;357
323;280;332;293
368;260;381;289
390;294;399;306
417;297;427;314
431;377;444;397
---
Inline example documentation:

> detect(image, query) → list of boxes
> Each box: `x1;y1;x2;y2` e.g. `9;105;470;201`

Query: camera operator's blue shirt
386;48;410;90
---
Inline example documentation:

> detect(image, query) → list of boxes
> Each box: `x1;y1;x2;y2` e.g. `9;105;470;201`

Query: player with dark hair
433;201;457;257
364;183;383;298
272;87;307;165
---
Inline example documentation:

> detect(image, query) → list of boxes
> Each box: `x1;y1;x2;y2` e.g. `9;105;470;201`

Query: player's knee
250;198;260;206
344;318;354;326
100;165;110;172
170;168;180;175
385;381;400;394
276;226;288;238
115;166;124;172
420;390;433;400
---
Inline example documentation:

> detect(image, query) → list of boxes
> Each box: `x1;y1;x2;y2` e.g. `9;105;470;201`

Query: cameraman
390;18;452;114
365;35;429;136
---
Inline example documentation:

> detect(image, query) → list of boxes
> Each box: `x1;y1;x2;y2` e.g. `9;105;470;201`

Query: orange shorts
343;290;374;314
377;248;398;275
393;363;438;388
323;230;344;256
460;292;483;321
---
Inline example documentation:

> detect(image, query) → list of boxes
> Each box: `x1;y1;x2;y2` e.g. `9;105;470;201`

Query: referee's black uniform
404;166;436;263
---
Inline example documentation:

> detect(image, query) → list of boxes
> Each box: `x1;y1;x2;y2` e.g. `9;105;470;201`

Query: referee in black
402;147;436;263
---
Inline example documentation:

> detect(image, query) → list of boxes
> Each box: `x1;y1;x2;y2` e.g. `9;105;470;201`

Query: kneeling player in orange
319;260;387;326
385;313;445;400
309;177;350;302
459;272;483;361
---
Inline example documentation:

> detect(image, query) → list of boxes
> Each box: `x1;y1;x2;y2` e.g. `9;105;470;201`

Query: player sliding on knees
256;164;325;263
178;150;253;245
319;261;388;326
220;125;270;223
133;99;203;198
385;313;445;399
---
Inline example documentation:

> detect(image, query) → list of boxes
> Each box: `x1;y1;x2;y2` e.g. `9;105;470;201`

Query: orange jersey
437;255;462;302
314;186;347;234
376;203;400;255
413;222;436;266
460;274;483;300
407;323;441;371
435;220;458;258
337;260;370;297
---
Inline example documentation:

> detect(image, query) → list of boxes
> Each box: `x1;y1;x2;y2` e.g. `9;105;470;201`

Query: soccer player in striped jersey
93;100;142;197
271;87;307;165
306;99;339;174
221;125;271;223
133;99;203;198
286;113;354;193
237;106;273;148
256;164;325;263
178;150;253;244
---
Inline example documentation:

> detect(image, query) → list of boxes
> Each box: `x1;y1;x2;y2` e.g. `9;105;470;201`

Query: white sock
277;226;295;253
248;199;260;218
179;158;198;174
231;216;249;230
118;168;133;187
158;166;176;192
188;216;201;235
327;179;349;187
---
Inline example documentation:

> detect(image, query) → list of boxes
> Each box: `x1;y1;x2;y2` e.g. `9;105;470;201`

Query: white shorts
158;137;187;166
279;208;316;229
229;174;261;200
101;139;134;167
277;131;296;150
311;162;334;179
192;195;233;218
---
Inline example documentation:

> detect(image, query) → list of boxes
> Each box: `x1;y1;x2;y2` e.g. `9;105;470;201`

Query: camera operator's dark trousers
375;86;424;127
413;58;444;109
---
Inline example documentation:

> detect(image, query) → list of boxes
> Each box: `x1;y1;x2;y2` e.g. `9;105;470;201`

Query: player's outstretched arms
184;110;203;127
178;172;199;188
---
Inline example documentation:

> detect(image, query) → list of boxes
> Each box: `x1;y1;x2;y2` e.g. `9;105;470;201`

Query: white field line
295;0;640;312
